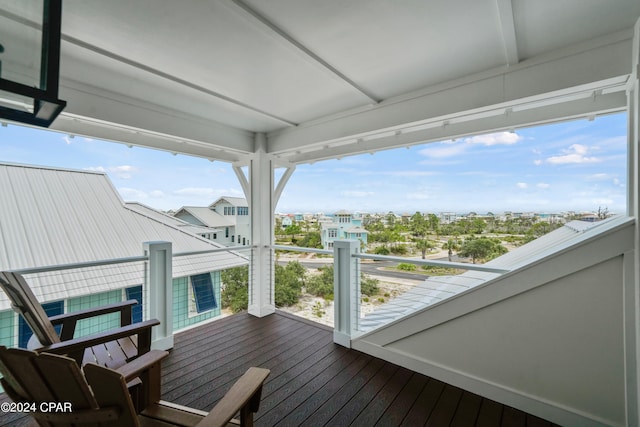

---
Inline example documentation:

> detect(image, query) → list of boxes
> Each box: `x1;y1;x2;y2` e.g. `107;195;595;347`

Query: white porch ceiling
0;0;638;164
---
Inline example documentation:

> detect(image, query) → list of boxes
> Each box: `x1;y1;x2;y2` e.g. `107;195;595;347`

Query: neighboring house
172;206;230;242
209;197;251;246
321;210;368;250
0;163;248;349
281;215;293;228
174;197;251;246
440;212;458;224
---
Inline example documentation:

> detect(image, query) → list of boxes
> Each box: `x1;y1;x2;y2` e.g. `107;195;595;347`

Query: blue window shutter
191;273;217;313
125;286;143;323
18;300;64;348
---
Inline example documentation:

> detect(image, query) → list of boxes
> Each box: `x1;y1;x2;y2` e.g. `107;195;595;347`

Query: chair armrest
197;367;270;427
49;300;138;340
35;319;160;364
115;349;169;383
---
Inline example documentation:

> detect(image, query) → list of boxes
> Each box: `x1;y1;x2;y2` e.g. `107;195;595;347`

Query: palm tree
415;239;434;259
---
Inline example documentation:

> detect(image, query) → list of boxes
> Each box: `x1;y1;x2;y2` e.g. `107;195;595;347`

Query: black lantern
0;0;66;127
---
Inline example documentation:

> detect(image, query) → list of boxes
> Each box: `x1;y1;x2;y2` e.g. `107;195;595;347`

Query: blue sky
0;112;627;214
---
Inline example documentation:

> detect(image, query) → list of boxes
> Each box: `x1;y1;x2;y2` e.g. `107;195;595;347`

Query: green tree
361;274;379;296
274;261;305;307
409;212;428;238
443;238;460;262
414;238;435;259
458;237;507;263
221;266;249;313
306;265;335;299
297;231;322;249
306;265;379;299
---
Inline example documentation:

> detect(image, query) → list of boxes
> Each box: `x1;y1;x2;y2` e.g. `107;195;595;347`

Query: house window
231;235;235;243
190;273;217;313
125;286;143;323
223;207;227;215
328;229;337;238
213;233;217;239
19;300;63;348
242;237;246;245
238;207;248;215
225;227;229;238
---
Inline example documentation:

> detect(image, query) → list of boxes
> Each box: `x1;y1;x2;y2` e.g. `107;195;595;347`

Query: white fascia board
286;90;627;164
268;31;633;158
52;80;255;161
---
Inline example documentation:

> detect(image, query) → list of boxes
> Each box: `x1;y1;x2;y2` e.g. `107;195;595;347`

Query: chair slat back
0;271;60;346
0;346;138;427
84;363;139;427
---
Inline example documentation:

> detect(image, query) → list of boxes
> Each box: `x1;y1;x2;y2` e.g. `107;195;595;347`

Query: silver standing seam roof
0;162;248;311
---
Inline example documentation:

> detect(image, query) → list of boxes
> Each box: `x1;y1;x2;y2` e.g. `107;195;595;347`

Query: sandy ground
278;253;427;327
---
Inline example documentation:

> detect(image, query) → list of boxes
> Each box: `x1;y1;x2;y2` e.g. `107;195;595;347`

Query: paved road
289;259;430;281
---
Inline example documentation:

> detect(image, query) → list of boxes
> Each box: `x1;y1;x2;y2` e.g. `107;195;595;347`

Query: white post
333;240;360;347
624;17;640;426
248;133;276;317
144;241;174;350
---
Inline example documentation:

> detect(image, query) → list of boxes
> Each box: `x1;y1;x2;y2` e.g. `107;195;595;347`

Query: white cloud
537;183;550;189
341;190;374;198
173;187;218;198
111;165;137;179
465;132;523;146
150;190;165;198
587;173;611;181
546;144;600;165
406;192;430;200
516;182;528;189
84;166;107;173
118;187;148;200
381;170;438;177
418;142;467;158
84;165;137;179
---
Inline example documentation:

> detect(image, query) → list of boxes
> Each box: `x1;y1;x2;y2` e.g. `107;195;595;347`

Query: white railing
272;241;510;347
5;241;254;351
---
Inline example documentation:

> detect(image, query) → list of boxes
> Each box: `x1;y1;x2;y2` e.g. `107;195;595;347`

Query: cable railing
1;242;254;350
270;242;511;339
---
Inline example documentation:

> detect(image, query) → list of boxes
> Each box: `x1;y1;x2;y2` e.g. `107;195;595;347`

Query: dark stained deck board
401;378;446;426
426;384;464;426
375;372;427;426
450;392;483;426
0;310;563;427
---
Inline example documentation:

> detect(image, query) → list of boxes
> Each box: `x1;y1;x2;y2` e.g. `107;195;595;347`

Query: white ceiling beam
495;0;519;66
51;80;255;162
267;30;633;157
0;7;297;128
282;90;627;164
225;0;379;104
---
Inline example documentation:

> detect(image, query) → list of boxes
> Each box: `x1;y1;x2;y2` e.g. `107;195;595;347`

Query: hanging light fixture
0;0;66;127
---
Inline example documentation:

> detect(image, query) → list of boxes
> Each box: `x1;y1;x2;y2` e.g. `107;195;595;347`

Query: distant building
321;210;368;250
174;197;251;246
440;212;458;224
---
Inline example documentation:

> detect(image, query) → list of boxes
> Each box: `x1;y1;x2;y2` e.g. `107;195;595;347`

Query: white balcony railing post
333;240;360;348
144;241;174;350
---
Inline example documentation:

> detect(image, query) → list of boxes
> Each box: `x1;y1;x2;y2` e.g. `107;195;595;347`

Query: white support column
625;17;640;426
333;240;360;348
144;241;174;350
248;133;275;317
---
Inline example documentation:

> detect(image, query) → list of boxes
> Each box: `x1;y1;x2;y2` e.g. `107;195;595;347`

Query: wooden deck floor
1;311;560;426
